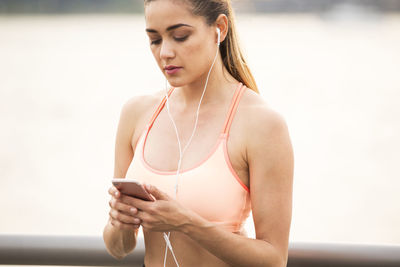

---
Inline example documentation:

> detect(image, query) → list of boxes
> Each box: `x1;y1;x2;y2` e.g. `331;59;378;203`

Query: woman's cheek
185;43;208;68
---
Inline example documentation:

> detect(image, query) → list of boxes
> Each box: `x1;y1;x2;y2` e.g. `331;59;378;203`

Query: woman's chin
166;77;187;88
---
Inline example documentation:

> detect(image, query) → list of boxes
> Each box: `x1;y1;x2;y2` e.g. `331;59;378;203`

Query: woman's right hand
108;185;141;231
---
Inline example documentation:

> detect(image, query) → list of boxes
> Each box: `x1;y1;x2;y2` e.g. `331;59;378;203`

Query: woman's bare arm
181;106;294;266
103;97;143;259
125;104;294;266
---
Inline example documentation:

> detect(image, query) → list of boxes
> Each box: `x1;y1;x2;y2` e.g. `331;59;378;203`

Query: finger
109;199;138;215
120;194;152;211
144;184;169;200
110;218;140;231
108;186;120;198
109;209;141;225
134;210;155;226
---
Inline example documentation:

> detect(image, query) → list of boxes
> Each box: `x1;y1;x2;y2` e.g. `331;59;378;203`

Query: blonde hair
144;0;259;93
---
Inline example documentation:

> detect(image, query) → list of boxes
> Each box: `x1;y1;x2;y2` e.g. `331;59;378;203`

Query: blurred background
0;0;399;248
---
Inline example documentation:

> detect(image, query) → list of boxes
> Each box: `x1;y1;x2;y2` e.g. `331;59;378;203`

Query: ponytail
220;4;258;93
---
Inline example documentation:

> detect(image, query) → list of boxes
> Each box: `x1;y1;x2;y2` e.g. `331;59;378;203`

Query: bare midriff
143;229;248;267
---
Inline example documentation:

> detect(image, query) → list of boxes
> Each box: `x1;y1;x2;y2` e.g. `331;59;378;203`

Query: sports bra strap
147;83;246;136
222;83;246;135
148;87;175;128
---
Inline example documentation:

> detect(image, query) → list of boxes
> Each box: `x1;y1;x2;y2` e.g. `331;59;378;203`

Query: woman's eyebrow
146;23;193;33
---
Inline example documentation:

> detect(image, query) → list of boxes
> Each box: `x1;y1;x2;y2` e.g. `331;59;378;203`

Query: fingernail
114;191;118;197
130;207;136;214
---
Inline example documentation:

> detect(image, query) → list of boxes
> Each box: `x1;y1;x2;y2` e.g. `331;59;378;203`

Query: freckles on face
145;2;195;60
145;0;199;45
144;0;217;85
146;1;212;54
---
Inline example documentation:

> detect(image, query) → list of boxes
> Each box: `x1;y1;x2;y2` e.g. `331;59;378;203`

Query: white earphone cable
162;31;220;267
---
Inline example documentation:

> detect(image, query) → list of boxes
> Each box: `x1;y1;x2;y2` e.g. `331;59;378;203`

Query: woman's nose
160;40;175;60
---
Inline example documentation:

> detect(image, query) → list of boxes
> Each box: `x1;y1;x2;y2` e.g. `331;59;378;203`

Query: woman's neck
175;59;237;110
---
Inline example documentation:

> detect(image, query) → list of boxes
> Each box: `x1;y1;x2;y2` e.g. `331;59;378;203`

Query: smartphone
112;178;154;201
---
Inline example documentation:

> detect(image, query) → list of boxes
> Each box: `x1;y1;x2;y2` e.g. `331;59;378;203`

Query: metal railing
1;235;400;266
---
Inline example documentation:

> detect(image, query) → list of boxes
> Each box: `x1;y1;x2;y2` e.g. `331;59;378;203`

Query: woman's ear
215;14;229;43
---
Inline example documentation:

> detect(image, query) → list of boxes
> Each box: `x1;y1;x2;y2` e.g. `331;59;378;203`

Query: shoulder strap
148;87;175;128
222;83;246;135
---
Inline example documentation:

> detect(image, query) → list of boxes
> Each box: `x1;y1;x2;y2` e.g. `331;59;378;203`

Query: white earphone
161;25;222;267
217;27;221;46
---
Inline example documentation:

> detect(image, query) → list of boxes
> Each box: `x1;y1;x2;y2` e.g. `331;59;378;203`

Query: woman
103;0;294;266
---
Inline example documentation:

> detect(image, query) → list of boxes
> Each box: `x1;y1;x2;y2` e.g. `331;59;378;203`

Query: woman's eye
150;39;162;45
174;36;188;42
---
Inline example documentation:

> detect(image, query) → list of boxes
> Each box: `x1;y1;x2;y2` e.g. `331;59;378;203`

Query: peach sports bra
125;83;251;232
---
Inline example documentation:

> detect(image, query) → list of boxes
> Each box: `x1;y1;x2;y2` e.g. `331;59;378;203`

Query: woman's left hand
126;184;192;232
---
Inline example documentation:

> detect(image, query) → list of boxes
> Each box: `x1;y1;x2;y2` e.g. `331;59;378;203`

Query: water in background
0;12;399;245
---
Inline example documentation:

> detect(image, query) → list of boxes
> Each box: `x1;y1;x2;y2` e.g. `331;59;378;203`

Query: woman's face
145;0;218;88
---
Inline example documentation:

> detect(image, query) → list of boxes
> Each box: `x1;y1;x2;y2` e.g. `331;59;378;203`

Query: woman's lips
164;65;182;75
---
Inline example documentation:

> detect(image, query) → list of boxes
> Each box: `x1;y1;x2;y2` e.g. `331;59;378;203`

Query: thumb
144;184;170;200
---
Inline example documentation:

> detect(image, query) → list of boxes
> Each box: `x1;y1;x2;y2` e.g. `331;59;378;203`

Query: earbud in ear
216;28;221;46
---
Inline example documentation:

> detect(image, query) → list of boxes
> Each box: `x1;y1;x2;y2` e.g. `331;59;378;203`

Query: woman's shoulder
122;90;165;116
240;88;289;140
119;90;166;130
